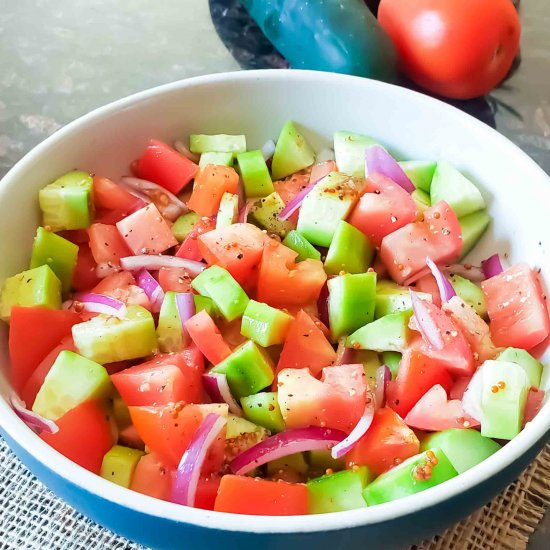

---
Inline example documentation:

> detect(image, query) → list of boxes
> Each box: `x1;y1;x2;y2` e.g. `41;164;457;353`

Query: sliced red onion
229;427;346;476
171;413;226;507
238;199;257;224
261;139;276;161
331;392;375;459
335;337;353;366
76;292;127;319
135;269;165;313
426;257;456;303
10;392;59;434
442;264;485;282
317;283;330;328
365;145;415;193
410;290;444;350
175;293;195;342
120;177;188;222
278;176;322;221
62;299;74;310
374;365;391;409
173;140;201;163
481;254;504;279
120;255;205;277
203;372;242;416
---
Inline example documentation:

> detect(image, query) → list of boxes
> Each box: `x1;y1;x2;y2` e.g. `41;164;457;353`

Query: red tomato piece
276;310;336;377
380;201;462;284
112;348;204;407
349;173;417;247
158;267;194;293
482;263;550;350
21;337;76;407
214;475;308;516
116;204;177;255
40;400;114;474
273;173;310;225
129;403;226;469
386;345;453;417
524;388;545;426
184;310;232;365
310;161;337;183
92;271;136;294
130;453;175;501
72;244;101;291
257;240;327;308
187;165;239;217
118;424;145;450
449;376;471;400
58;229;89;244
404;384;479;431
218;318;248;349
198;223;269;286
93;176;142;212
277;364;367;433
9;307;80;393
411;299;474;377
176;217;216;262
347;407;420;476
135;139;199;194
88;223;132;274
414;274;442;308
443;296;500;365
195;474;222;511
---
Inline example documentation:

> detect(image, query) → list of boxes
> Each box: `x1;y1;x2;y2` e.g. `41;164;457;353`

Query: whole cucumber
240;0;396;81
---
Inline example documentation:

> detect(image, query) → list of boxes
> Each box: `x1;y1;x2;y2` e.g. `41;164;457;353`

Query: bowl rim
0;68;549;535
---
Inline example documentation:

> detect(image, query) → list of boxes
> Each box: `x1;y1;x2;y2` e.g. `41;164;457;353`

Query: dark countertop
0;0;548;547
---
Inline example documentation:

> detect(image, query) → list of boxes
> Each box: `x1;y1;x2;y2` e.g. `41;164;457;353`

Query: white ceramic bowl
0;70;549;550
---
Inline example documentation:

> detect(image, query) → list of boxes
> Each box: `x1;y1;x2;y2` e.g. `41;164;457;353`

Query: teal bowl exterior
0;70;549;548
2;425;549;549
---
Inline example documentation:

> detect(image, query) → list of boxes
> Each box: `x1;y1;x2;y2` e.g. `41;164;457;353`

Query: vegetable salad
2;121;548;516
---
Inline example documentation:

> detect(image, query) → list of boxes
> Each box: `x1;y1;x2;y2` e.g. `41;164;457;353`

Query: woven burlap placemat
0;436;549;550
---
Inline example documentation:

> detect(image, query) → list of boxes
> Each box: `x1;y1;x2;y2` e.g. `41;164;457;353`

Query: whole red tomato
378;0;521;99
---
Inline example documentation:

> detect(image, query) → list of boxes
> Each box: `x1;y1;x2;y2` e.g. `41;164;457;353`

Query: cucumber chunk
328;272;376;341
449;275;486;317
191;265;249;322
157;291;186;353
33;350;111;421
297;172;361;247
333;131;377;178
199;151;234;169
363;448;458;505
172;212;199;242
189;134;246;155
251;192;294;237
282;230;321;262
420;429;500;474
241;392;285;433
430;161;485;218
324;221;374;275
271;121;315;180
241;300;293;347
30;227;78;293
216;192;239;229
308;467;372;513
211;340;275;399
0;265;61;322
100;445;144;488
497;348;543;388
398;160;437;192
72;305;157;364
38;170;93;231
237;149;274;197
347;311;412;353
459;209;491;260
